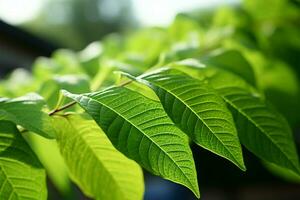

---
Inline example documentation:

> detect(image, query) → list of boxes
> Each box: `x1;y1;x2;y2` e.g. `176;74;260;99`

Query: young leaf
0;93;56;138
0;121;47;200
53;114;144;200
63;87;200;198
193;67;300;174
133;68;245;170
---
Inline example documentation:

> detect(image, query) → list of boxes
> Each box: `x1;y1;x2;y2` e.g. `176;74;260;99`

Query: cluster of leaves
0;0;300;199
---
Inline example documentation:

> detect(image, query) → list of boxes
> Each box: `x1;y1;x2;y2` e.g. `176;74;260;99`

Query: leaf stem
48;101;77;116
49;79;131;116
118;80;133;87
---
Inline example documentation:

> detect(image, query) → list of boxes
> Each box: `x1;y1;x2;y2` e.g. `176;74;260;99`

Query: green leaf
0;121;47;200
0;93;56;139
33;57;62;81
0;69;37;98
258;61;300;126
134;68;245;170
226;91;300;173
52;49;83;74
201;49;257;87
39;75;90;109
53;114;144;200
23;133;72;196
78;41;103;77
33;50;84;81
168;14;201;43
192;67;300;174
264;161;300;183
63;87;200;198
125;27;169;68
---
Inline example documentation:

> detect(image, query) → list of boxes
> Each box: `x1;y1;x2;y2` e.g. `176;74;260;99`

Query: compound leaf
63;87;200;198
193;67;300;174
135;68;245;170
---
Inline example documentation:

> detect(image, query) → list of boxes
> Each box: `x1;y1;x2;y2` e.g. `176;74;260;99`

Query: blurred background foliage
20;0;135;50
0;0;300;199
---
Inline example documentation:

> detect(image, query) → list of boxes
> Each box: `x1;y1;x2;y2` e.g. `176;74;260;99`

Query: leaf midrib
219;90;299;172
0;164;19;200
0;131;39;200
81;94;197;193
146;79;243;168
64;117;128;199
0;158;42;200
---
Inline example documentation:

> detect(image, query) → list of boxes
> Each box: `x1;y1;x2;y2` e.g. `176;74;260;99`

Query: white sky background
0;0;44;24
131;0;239;26
0;0;239;26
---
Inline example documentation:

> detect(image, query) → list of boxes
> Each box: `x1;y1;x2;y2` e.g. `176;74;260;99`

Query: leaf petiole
48;101;77;116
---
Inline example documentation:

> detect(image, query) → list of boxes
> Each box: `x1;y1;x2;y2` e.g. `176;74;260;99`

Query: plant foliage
0;0;300;199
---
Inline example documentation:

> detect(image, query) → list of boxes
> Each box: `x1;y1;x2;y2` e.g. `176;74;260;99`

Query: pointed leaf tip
64;86;200;198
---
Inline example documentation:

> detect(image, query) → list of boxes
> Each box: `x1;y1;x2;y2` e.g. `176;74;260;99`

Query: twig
48;77;134;116
48;101;77;116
